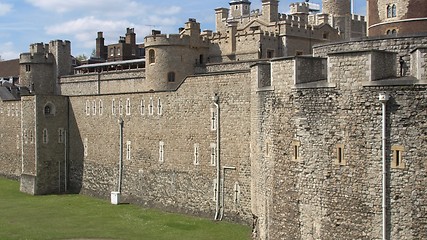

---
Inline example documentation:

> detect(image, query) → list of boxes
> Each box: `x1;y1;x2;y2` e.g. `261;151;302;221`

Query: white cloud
0;2;12;16
25;0;144;14
0;42;19;60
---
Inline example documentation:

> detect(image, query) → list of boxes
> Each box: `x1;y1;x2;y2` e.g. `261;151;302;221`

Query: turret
229;0;251;18
215;8;229;33
144;19;209;91
322;0;351;39
261;0;279;23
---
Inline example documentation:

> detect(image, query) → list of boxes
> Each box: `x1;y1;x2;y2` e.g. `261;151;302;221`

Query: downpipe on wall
213;94;221;220
118;117;124;193
379;92;389;240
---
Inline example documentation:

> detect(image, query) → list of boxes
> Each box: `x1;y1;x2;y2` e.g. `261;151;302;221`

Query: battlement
351;14;365;22
145;34;210;47
49;40;71;48
29;43;49;55
289;2;310;15
19;52;54;64
279;14;306;24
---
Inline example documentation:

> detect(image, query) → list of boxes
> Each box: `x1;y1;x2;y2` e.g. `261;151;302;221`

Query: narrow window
126;98;131;116
7;105;10;116
84;138;88;157
15;104;19;117
85;100;90;116
92;100;96;116
140;99;145;115
119;99;123;116
199;54;204;64
117;47;121;56
149;97;154;115
43;128;49;144
23;129;28;144
391;29;397;36
387;5;392;18
99;100;103;115
392;4;397;17
110;48;114;57
26;65;31;72
126;141;131;160
159;141;164;163
194;143;200;165
168;72;175;82
112;99;116;116
291;140;301;162
58;128;64;144
336;144;346;165
157;98;162;115
391;145;405;169
16;134;20;150
213;179;218;202
44;105;51;115
211;108;217;131
210;143;217;166
234;182;241;205
267;50;274;59
149;49;155;64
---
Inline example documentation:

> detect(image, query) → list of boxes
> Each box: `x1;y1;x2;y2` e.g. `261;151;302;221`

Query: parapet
289;2;310;15
19;52;54;64
29;43;49;55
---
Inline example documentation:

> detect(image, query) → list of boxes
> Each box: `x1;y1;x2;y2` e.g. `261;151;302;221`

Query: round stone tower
322;0;351;16
367;0;427;37
144;19;209;91
322;0;352;39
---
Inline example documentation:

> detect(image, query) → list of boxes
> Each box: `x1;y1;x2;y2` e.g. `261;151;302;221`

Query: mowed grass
0;178;251;240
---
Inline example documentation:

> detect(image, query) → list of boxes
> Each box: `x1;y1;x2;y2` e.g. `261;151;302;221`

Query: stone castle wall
0;100;21;179
250;49;427;239
66;69;253;223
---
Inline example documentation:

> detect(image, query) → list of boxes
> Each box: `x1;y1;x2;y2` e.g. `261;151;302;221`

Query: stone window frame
58;128;65;144
149;97;154;116
210;143;217;166
98;99;103;116
391;145;405;169
291;140;302;162
85;100;90;116
335;144;347;166
140;99;145;116
149;49;155;64
234;181;241;205
157;98;163;115
126;98;131;116
92;100;97;116
126;140;131;160
23;129;28;145
44;102;56;117
194;143;200;165
387;4;397;18
210;107;217;131
42;128;49;144
117;47;121;56
112;98;116;116
119;99;123;116
213;178;218;202
159;141;165;163
25;64;31;72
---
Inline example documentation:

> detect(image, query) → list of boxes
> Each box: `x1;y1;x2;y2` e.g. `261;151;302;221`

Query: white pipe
118;117;124;193
379;92;389;240
213;94;220;220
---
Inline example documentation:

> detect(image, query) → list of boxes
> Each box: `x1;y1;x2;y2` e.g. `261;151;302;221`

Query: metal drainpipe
213;94;220;220
220;166;236;220
118;117;124;193
379;92;389;240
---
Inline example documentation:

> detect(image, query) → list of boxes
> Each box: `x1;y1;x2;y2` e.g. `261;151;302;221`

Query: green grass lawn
0;177;251;240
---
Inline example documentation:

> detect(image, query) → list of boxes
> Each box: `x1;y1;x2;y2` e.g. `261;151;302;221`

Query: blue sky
0;0;366;60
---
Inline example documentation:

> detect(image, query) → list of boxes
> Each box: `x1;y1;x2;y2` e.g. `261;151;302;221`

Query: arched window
168;72;175;82
149;49;155;64
392;4;397;17
387;5;392;18
44;103;55;116
392;29;397;35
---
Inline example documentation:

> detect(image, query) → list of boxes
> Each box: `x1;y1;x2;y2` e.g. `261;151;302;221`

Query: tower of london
0;0;427;239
